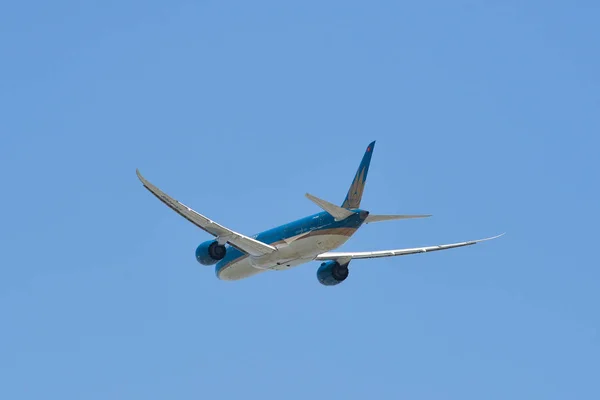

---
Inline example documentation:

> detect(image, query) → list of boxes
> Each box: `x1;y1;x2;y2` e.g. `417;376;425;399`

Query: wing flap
315;233;504;261
137;169;276;257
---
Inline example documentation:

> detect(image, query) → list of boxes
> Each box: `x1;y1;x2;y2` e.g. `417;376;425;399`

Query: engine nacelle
195;240;227;266
317;260;349;286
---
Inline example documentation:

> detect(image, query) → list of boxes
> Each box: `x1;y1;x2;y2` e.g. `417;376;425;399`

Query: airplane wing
136;169;276;257
314;233;504;263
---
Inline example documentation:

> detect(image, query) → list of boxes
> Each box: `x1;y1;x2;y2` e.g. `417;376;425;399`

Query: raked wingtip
135;168;147;184
483;232;506;241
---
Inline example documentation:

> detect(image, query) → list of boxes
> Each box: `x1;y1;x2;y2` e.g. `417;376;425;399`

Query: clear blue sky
1;1;598;399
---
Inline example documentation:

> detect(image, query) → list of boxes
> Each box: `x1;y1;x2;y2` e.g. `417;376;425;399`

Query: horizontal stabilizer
364;214;432;224
305;193;355;221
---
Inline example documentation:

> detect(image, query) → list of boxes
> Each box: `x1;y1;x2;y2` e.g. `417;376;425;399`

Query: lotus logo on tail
343;168;366;209
341;141;375;209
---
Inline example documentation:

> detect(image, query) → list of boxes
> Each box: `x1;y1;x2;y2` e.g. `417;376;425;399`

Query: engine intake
317;260;349;286
195;240;227;265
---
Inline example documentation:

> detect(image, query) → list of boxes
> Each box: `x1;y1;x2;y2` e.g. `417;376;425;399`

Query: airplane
136;141;503;286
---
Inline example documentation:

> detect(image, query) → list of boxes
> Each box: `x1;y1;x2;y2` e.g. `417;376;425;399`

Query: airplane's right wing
314;233;504;264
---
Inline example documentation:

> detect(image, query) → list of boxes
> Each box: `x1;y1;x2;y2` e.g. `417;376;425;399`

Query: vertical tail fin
341;141;375;209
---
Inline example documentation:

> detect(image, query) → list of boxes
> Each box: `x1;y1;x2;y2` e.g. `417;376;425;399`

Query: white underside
218;234;351;281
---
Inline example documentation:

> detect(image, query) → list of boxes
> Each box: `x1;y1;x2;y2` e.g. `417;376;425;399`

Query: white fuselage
217;232;353;280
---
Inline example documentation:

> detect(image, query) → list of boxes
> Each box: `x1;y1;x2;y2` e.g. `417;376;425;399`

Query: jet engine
317;260;349;286
195;240;227;265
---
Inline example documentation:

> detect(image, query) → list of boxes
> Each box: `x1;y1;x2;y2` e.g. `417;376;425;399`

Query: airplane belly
217;233;355;280
217;257;266;281
313;233;352;252
269;234;352;269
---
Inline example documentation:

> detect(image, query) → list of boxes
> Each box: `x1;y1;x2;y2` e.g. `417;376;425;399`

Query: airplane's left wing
136;169;276;257
315;233;504;264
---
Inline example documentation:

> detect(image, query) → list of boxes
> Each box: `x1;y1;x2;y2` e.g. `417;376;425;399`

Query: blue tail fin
341;141;375;209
